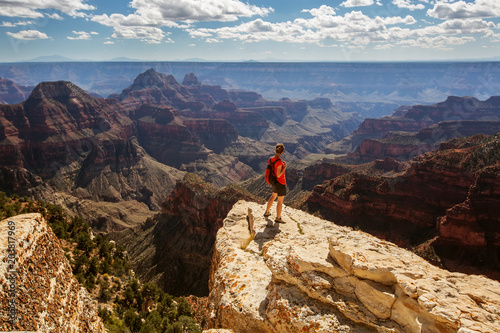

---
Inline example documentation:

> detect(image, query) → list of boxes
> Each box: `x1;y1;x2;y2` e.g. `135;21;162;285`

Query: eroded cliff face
329;95;500;163
0;213;105;332
208;201;500;333
112;174;263;296
303;133;500;278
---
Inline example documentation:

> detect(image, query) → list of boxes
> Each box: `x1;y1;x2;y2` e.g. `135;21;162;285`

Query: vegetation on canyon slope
0;193;202;333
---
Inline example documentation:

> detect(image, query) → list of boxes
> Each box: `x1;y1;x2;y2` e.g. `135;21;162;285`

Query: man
264;143;287;223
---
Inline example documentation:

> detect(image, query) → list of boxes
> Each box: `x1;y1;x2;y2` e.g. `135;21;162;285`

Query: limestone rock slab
0;213;105;332
208;200;500;333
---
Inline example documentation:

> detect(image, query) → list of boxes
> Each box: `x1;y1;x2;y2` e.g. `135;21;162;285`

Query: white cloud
0;20;34;27
47;13;63;20
104;41;114;45
67;30;97;40
111;26;166;44
392;0;426;11
428;0;500;20
92;13;178;29
91;0;272;44
186;3;497;53
129;0;272;22
6;29;49;40
398;35;475;49
0;0;95;18
0;7;43;18
188;9;420;46
374;44;394;49
340;0;375;7
416;18;496;36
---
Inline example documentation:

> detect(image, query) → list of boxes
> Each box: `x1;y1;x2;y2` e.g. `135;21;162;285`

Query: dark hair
275;143;285;154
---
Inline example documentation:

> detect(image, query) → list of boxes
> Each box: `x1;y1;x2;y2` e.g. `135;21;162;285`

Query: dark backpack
265;158;280;185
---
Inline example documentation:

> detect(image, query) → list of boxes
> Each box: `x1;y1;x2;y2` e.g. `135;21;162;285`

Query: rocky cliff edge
0;213;105;332
208;200;500;333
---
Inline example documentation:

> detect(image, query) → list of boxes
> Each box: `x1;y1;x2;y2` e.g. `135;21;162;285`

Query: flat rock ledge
0;213;105;332
207;200;500;333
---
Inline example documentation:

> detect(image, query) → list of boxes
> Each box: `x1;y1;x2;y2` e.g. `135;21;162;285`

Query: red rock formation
331;96;500;162
112;173;263;296
0;81;132;173
302;162;352;190
183;119;238;153
304;133;500;277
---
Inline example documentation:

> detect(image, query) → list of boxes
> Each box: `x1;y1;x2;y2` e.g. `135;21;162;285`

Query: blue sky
1;0;500;62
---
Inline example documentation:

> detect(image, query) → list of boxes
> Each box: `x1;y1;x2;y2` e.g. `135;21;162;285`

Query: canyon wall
304;133;500;278
112;173;263;296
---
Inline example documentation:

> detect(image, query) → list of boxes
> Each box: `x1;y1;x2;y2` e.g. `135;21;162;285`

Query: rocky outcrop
208;200;500;333
112;174;263;296
0;213;105;332
437;164;500;250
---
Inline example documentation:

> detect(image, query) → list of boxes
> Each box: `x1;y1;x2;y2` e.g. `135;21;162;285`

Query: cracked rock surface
208;200;500;333
0;213;105;332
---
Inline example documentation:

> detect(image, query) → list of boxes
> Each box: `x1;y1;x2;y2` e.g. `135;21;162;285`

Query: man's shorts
272;182;287;197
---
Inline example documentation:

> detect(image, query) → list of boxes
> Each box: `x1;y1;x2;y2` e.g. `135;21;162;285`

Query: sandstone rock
0;213;105;332
208;200;500;333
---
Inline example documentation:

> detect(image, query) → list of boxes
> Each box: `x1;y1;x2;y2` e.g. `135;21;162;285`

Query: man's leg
276;195;285;219
265;192;278;215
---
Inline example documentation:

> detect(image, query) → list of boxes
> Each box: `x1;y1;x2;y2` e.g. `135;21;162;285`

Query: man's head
275;143;285;155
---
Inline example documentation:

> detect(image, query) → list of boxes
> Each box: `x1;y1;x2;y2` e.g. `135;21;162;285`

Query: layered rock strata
328;95;500;162
112;174;263;296
304;133;500;275
208;201;500;333
0;213;105;332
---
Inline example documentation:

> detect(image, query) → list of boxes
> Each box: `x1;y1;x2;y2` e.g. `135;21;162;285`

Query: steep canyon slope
111;173;263;296
304;133;500;279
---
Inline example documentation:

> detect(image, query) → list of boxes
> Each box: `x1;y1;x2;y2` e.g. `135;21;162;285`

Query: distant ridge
22;55;75;62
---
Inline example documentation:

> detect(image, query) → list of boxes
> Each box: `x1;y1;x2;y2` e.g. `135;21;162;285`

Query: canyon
1;62;500;332
0;68;358;231
112;173;263;297
1;61;499;108
329;96;500;163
